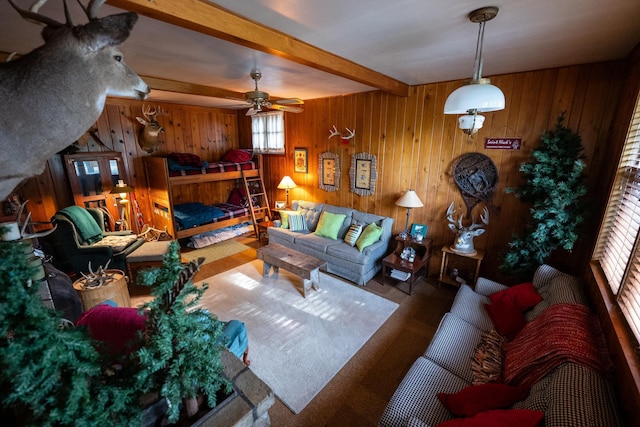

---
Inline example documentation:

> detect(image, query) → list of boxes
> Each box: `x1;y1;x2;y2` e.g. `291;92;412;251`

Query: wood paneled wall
241;61;625;282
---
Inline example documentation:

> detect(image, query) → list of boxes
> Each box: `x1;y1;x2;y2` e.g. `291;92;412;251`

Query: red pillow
438;383;530;417
435;409;544;427
76;304;146;354
222;149;252;163
484;297;526;341
490;282;542;312
168;152;205;167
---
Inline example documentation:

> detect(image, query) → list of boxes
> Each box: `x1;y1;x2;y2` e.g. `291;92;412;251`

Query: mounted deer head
0;0;149;200
329;125;356;144
446;202;489;255
136;105;166;153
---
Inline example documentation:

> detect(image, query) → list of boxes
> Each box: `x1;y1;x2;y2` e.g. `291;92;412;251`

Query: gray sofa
267;200;394;285
379;264;623;427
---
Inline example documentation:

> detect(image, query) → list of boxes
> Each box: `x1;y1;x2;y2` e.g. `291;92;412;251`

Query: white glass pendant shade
444;82;505;114
459;114;485;133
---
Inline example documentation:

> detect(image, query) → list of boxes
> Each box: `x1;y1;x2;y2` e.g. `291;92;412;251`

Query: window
251;111;285;154
593;90;640;343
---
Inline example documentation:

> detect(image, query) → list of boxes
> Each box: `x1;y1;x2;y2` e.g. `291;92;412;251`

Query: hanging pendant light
444;6;505;135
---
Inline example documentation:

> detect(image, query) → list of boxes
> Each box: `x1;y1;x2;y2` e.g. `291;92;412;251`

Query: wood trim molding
586;261;640;424
107;0;409;97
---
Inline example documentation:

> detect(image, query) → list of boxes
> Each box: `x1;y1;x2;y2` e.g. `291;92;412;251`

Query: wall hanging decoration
294;147;308;173
328;125;356;145
318;152;340;192
349;152;377;196
452;152;498;217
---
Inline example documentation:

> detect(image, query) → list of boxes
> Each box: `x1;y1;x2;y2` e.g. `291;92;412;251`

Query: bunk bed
143;151;268;240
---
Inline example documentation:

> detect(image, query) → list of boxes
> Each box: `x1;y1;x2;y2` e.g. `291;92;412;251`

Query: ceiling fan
233;69;304;116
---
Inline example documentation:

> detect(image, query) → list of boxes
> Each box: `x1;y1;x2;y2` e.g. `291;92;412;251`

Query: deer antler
8;0;65;27
446;202;463;230
328;125;356;142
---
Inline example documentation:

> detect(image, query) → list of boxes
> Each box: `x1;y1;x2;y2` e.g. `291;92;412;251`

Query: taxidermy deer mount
136;105;167;153
329;125;356;144
0;0;149;200
446;202;489;256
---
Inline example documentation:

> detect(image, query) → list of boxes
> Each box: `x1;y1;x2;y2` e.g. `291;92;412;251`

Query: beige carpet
196;260;399;414
182;240;250;264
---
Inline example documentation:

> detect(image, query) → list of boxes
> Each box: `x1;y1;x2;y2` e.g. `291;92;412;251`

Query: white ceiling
1;0;639;109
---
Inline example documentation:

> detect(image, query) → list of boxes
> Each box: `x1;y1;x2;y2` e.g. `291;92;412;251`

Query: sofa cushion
356;222;383;251
321;205;354;239
424;313;485;383
449;285;493;331
379;357;468;427
294;200;324;231
267;226;296;243
294;233;342;254
325;241;370;266
526;276;587;321
438;383;530;417
513;363;623;427
434;409;544;427
344;223;363;246
314;211;347;240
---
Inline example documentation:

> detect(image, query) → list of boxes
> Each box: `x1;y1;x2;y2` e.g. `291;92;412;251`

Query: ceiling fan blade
274;98;304;106
269;103;304;113
245;107;259;116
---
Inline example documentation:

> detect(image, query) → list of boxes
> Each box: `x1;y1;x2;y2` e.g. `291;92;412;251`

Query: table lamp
277;176;297;207
395;190;424;239
110;180;134;231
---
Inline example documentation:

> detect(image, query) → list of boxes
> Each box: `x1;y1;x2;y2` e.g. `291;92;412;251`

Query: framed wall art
318;152;340;192
349;152;377;196
294;147;308;173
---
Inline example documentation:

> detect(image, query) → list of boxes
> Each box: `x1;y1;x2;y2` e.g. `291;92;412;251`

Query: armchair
42;206;144;276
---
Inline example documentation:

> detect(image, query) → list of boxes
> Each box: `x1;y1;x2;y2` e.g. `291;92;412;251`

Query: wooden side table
438;246;484;288
381;236;432;295
73;270;130;310
256;220;274;244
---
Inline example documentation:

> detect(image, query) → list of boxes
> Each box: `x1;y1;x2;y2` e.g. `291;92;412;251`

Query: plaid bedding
175;202;250;230
169;160;258;177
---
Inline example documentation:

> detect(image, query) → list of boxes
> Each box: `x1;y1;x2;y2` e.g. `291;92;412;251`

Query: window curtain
593;90;640;343
251;111;284;154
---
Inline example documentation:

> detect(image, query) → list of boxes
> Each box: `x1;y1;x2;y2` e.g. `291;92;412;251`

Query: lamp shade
277;176;297;190
444;82;505;114
395;190;424;208
110;180;134;194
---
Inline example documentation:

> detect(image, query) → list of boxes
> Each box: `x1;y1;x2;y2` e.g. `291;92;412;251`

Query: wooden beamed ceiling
106;0;410;98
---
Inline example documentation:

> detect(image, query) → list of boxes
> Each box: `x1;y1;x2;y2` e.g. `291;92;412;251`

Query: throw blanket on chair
502;303;612;387
59;206;103;244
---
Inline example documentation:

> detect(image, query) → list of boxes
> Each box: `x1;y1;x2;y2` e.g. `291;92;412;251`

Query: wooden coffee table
256;243;327;297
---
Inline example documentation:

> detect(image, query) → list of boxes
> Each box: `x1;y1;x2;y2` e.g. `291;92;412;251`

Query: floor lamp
277;176;297;207
111;180;135;232
395;190;424;239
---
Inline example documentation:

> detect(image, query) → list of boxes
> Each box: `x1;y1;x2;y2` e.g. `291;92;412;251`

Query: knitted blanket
59;206;103;244
502;303;612;387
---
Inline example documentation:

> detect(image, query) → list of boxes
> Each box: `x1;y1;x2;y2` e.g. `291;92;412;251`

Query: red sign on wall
484;137;522;150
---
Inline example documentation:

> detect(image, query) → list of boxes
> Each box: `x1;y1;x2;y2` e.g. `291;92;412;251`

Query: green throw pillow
279;210;297;229
344;223;363;246
356;222;383;252
314;211;347;240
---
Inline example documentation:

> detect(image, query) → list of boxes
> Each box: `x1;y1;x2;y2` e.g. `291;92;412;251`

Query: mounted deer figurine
136;105;166;153
329;125;356;144
0;0;149;200
447;202;489;255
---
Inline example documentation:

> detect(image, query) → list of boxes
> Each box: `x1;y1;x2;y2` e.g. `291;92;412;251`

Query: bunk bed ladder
241;170;272;238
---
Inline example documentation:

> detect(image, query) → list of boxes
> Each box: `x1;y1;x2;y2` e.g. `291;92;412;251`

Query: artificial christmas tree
500;113;588;280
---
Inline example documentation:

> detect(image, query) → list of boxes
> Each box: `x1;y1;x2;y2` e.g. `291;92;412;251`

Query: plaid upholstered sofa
267;200;394;285
379;264;623;427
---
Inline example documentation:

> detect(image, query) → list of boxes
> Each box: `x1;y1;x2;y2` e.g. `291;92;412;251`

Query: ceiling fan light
459;113;485;134
444;82;505;114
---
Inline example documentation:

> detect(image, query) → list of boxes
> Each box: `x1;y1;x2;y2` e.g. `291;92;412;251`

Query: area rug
196;259;398;414
182;240;250;264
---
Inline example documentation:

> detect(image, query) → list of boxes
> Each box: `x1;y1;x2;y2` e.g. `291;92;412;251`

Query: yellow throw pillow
356;222;383;252
314;211;347;240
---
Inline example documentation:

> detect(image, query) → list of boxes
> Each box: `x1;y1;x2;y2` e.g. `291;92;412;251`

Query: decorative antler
136;105;167;153
328;125;356;144
446;202;489;255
